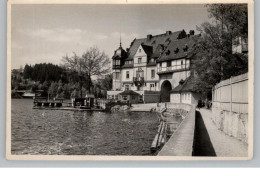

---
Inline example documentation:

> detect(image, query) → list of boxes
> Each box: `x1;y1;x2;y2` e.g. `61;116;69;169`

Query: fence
212;73;248;143
212;73;248;114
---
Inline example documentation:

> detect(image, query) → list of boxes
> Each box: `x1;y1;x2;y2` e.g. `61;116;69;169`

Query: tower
112;36;127;90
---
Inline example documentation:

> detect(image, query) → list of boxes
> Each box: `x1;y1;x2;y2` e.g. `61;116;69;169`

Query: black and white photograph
6;0;254;160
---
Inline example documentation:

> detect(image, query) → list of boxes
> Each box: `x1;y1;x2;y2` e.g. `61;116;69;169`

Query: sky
11;4;209;69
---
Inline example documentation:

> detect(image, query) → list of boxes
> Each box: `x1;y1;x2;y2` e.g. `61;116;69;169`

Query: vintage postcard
6;0;254;160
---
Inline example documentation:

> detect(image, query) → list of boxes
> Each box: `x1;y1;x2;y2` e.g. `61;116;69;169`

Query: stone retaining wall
158;103;196;156
212;73;248;144
211;108;248;144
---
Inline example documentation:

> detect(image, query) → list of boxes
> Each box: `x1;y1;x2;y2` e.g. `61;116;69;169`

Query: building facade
108;29;200;103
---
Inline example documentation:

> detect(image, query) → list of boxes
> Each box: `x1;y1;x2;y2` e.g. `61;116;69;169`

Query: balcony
157;65;189;74
133;77;144;86
112;65;121;69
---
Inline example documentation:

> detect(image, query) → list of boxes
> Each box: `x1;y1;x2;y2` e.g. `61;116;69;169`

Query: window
150;58;155;63
150;84;154;88
115;95;118;100
122;95;128;101
115;72;120;79
151;70;155;78
181;60;185;68
126;71;129;79
138;58;142;64
125;85;130;90
167;61;171;67
116;59;120;65
139;49;142;52
132;96;136;100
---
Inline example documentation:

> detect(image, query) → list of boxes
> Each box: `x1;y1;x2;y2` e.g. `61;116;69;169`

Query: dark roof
112;46;127;59
126;30;183;60
170;76;197;93
119;90;140;96
112;30;201;68
157;35;200;62
141;44;153;57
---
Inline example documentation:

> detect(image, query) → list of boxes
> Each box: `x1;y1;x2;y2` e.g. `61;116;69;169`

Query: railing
133;77;144;86
112;65;121;69
133;77;144;82
157;65;189;74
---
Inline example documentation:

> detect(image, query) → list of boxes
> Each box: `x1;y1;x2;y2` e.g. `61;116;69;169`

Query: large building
107;29;200;103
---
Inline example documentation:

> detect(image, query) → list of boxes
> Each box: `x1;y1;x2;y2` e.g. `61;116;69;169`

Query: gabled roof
141;44;153;57
127;38;146;60
157;35;200;62
126;30;183;60
119;90;140;96
170;76;197;93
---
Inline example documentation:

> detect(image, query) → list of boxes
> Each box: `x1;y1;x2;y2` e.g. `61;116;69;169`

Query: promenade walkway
198;108;248;157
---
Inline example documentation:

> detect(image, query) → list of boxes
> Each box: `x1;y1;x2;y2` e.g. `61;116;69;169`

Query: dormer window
183;45;188;52
152;40;156;45
166;50;171;56
174;48;179;54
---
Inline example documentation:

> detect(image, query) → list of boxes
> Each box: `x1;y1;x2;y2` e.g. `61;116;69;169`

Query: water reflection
12;99;159;155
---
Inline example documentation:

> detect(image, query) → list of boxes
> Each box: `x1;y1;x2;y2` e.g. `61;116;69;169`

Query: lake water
11;99;160;155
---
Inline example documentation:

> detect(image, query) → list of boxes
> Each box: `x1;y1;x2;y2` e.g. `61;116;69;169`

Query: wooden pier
150;108;181;153
32;106;106;112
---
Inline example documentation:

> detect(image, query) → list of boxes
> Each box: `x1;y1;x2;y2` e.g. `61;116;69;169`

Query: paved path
198;108;248;157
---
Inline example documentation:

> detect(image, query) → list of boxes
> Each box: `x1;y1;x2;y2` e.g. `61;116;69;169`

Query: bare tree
62;46;111;96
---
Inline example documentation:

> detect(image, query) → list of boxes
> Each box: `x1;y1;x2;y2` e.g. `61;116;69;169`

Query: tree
206;4;248;37
62;46;111;96
23;64;33;79
100;74;113;91
192;4;248;98
48;82;58;99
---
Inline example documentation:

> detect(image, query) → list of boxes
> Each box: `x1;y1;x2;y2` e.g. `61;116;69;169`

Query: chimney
147;34;152;41
189;30;195;35
166;31;172;35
